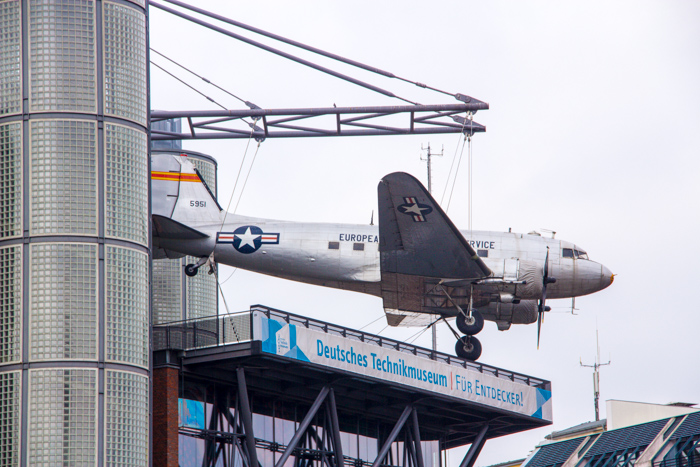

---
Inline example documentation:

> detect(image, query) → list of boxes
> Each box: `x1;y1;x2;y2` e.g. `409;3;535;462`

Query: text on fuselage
469;240;495;249
339;233;379;243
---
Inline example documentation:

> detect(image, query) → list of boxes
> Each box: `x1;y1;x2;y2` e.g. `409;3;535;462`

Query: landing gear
184;255;212;277
456;309;484;335
455;335;482;361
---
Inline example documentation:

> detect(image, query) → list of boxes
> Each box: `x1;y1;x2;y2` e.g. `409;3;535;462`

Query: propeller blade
537;309;543;349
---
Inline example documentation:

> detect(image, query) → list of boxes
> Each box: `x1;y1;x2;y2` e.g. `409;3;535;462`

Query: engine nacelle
479;300;539;331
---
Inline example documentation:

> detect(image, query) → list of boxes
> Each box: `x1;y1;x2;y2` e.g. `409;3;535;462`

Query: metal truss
150;103;487;142
180;367;490;467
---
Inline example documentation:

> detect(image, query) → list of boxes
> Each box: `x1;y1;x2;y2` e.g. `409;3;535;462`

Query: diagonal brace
372;405;413;467
275;386;331;467
459;423;490;467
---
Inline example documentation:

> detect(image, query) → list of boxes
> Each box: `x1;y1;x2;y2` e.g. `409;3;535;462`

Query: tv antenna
421;143;443;194
580;329;611;421
421;143;443;352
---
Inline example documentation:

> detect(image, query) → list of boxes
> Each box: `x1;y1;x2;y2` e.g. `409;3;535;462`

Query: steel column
275;386;331;467
411;408;425;467
328;389;344;467
236;368;259;467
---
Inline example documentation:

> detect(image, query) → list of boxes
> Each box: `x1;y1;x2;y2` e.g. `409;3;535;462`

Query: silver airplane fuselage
158;217;613;302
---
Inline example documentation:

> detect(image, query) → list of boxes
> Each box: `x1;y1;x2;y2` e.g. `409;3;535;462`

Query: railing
152;304;550;389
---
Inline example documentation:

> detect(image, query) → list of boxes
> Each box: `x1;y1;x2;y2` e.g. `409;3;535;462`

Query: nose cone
600;264;614;291
580;261;614;295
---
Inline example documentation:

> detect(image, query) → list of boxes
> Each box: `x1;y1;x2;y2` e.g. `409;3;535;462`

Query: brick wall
153;366;179;467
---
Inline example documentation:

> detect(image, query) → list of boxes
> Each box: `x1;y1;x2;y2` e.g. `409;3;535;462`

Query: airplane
151;153;614;361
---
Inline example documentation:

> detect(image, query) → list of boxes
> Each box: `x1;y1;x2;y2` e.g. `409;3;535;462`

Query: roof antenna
580;328;611;421
421;143;443;353
370;210;374;226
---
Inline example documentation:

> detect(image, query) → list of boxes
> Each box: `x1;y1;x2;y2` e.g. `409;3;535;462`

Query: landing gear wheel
455;336;482;361
184;264;199;277
456;309;484;335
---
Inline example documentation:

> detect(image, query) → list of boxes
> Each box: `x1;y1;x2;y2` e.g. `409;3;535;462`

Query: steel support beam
150;104;486;141
275;386;331;467
328;389;344;467
372;405;413;467
411;408;425;467
459;423;490;467
236;368;259;467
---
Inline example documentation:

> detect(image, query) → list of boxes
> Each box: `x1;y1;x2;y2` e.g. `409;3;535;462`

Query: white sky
149;2;700;465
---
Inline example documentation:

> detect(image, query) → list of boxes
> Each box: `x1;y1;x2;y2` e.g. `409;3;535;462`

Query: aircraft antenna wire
357;314;386;331
219;267;238;286
150;60;227;110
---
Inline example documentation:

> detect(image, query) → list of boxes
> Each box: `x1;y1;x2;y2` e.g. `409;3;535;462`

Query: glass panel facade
29;243;97;361
186;256;217;319
191;157;216;194
30;120;97;235
0;371;20;467
152;258;182;324
105;371;148;467
103;2;147;124
28;368;97;466
105;123;148;244
0;246;21;365
105;246;148;367
0;122;22;239
28;0;96;112
0;0;21;116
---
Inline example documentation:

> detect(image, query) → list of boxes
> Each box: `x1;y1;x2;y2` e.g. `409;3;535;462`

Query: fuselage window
575;250;589;260
562;248;574;258
353;243;364;251
477;249;488;258
328;241;339;250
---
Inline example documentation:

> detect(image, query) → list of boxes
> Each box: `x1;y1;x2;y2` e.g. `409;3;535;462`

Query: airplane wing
378;172;492;326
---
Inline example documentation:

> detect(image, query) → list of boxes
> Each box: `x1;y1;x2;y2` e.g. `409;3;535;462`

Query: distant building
518;400;700;467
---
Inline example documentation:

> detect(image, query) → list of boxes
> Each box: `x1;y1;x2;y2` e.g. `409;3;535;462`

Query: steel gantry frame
149;1;489;142
179;367;491;467
150;104;487;142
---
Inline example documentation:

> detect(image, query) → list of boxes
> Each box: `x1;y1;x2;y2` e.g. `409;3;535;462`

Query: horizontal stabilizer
152;214;209;240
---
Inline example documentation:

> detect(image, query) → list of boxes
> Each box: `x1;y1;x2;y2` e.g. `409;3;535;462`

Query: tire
456;309;484;335
184;264;199;277
455;336;482;361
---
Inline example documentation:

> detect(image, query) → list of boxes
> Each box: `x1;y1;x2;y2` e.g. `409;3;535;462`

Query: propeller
537;247;556;348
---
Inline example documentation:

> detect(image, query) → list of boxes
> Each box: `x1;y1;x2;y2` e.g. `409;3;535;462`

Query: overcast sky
149;2;700;465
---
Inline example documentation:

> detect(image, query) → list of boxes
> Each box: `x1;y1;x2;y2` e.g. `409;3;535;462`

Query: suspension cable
151;60;227;109
151;48;260;110
158;0;480;104
233;141;262;214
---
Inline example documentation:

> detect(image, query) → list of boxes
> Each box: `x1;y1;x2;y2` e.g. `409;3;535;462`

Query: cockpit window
575;250;589;260
563;248;574;258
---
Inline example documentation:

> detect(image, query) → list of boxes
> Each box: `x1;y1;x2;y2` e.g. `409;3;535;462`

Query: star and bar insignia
217;226;280;254
397;197;433;222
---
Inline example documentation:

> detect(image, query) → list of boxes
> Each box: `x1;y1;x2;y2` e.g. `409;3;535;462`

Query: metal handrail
152;304;550;389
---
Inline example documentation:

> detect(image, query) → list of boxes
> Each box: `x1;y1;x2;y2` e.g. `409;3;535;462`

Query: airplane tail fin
151;153;224;229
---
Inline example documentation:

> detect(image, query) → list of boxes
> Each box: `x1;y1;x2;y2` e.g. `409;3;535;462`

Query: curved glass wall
0;0;149;464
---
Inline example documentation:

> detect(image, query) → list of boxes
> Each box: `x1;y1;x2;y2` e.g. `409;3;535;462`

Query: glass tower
0;0;149;465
